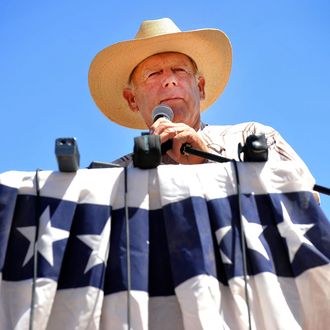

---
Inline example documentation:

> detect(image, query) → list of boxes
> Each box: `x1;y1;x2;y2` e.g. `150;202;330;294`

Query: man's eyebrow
128;54;199;84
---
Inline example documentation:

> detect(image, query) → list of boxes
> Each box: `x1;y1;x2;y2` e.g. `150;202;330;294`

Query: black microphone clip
238;134;269;162
133;133;162;169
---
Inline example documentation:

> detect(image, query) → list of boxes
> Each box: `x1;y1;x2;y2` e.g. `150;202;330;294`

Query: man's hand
150;118;208;164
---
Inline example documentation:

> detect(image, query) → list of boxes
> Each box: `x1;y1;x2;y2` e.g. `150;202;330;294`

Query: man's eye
148;71;159;78
174;67;189;74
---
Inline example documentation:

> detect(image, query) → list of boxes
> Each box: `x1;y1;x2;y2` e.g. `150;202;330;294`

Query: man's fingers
150;121;208;164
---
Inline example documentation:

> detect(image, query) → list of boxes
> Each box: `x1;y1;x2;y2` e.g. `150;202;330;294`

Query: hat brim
88;29;232;129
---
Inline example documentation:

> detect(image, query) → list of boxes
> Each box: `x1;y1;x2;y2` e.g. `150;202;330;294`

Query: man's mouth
160;97;182;104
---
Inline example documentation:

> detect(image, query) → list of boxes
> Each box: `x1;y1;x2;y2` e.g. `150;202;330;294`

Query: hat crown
135;18;181;39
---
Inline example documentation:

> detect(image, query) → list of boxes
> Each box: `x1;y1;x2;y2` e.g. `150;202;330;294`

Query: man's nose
162;71;178;87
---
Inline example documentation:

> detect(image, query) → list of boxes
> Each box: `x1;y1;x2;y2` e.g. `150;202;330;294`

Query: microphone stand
180;144;232;163
314;184;330;196
133;133;330;195
181;144;330;196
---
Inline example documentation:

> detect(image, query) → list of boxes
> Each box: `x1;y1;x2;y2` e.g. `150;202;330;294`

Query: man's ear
198;76;206;100
123;88;139;112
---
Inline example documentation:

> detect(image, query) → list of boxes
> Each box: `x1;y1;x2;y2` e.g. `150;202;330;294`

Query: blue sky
1;0;329;218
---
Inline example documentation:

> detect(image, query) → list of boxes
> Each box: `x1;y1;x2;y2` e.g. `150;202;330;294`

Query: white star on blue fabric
16;226;36;266
277;201;316;262
215;226;232;264
77;217;111;273
17;206;70;266
242;216;269;260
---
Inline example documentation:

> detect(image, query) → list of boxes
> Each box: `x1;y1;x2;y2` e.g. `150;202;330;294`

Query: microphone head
152;105;174;122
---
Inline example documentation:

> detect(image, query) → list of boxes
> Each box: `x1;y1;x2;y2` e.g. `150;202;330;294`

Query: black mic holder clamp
238;133;269;162
133;133;162;169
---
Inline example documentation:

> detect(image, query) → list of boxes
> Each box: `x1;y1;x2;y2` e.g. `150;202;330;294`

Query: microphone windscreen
152;105;174;122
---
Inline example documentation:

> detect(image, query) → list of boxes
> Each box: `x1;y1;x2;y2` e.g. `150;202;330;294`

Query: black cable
181;144;231;163
124;167;132;329
314;184;330;196
29;169;42;330
232;161;252;330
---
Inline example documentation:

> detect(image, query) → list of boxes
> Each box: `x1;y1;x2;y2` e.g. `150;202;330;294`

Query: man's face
123;52;205;130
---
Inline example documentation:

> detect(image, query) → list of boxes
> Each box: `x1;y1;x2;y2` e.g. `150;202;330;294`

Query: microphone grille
152;105;174;122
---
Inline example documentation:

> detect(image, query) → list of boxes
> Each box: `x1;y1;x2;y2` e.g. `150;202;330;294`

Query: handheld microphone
152;105;174;154
152;104;174;122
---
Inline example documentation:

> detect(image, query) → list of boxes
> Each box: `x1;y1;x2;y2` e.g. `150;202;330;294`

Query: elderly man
88;18;310;172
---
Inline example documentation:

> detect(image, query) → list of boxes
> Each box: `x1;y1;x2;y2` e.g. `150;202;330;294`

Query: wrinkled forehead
128;51;198;83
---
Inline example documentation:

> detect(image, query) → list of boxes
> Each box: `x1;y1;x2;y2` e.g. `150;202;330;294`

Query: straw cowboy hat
88;18;232;129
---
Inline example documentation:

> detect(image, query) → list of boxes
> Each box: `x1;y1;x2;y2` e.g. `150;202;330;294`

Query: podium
0;162;329;329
